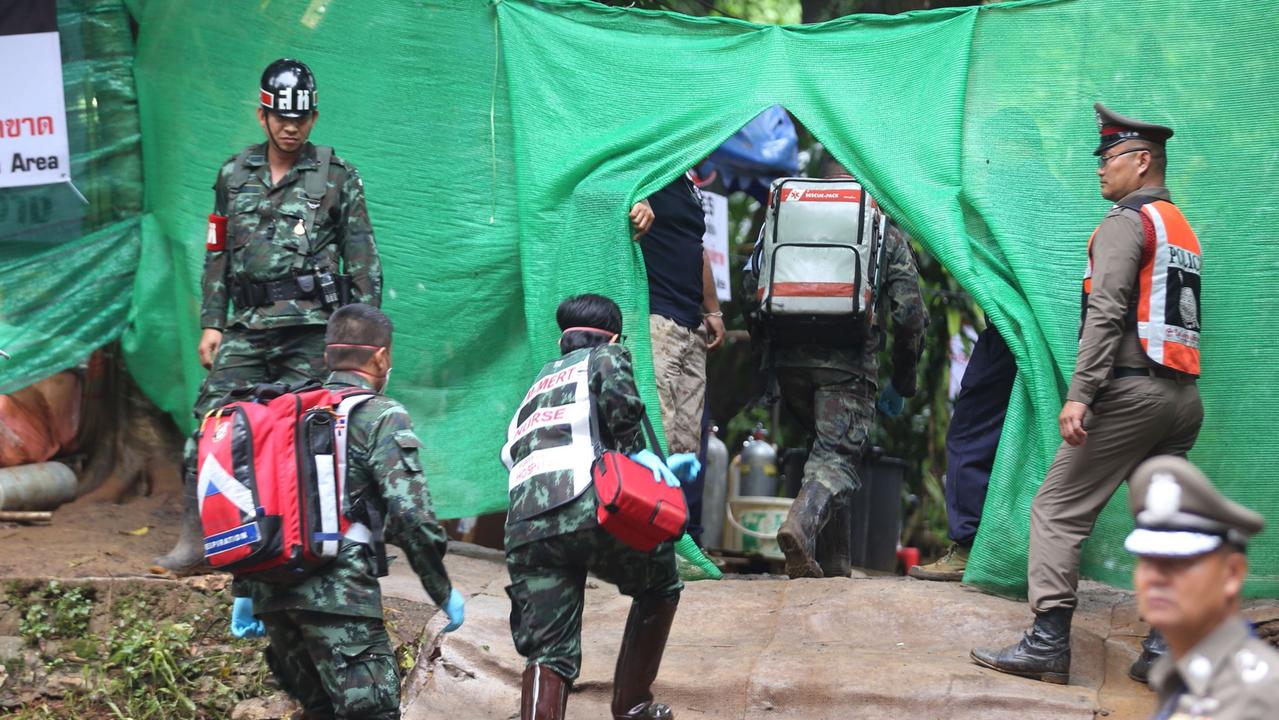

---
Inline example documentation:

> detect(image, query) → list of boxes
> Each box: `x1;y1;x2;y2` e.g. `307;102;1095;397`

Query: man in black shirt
630;172;724;458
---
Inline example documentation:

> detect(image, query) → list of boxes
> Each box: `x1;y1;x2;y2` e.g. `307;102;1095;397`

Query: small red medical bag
592;415;687;552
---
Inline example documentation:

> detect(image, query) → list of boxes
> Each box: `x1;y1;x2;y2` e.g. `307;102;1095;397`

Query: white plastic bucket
723;496;792;560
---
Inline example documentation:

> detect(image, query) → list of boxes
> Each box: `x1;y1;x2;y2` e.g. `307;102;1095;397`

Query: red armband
206;213;228;251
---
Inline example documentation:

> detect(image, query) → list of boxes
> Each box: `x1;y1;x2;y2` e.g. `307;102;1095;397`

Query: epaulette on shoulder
328;155;361;188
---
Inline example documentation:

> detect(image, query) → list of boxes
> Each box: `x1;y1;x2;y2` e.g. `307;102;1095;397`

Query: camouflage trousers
776;367;876;500
649;314;706;454
260;609;400;720
505;528;682;681
183;325;328;499
193;324;329;418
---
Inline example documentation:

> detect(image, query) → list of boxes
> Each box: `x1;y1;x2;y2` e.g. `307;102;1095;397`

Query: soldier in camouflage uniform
746;160;927;579
156;58;382;571
502;294;685;720
231;304;463;719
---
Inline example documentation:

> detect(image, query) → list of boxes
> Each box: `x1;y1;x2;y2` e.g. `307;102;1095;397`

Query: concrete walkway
381;544;1272;720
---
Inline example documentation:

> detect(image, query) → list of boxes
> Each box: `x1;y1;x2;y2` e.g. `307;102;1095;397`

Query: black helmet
259;58;317;118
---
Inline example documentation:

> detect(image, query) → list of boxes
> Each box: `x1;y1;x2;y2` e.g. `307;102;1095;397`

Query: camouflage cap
1125;456;1265;557
1094;102;1173;156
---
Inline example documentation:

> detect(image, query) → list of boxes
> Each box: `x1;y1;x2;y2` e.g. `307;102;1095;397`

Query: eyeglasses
1097;147;1148;168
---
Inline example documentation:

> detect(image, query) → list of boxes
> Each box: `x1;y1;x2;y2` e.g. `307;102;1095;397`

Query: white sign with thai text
699;189;731;302
0;28;71;189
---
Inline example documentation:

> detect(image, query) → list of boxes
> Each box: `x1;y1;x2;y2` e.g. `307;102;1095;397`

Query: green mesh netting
9;0;1271;598
0;0;142;393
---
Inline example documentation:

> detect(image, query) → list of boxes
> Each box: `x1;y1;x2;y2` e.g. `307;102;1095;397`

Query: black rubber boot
152;501;205;573
970;608;1073;684
776;482;834;579
816;498;852;578
1128;628;1167;684
612;595;679;720
521;664;569;720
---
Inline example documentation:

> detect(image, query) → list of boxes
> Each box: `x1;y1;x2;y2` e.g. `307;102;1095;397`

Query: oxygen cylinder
701;426;729;549
0;462;78;511
737;424;778;497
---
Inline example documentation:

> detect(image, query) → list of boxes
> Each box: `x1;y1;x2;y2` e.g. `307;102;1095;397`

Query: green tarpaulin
4;0;1277;597
488;0;1279;596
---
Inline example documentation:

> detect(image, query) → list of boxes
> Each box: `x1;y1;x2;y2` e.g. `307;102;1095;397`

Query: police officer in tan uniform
972;104;1204;684
1125;456;1278;720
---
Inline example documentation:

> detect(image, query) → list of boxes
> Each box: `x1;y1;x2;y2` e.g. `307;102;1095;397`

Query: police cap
1125;456;1264;558
1094;102;1173;156
260;58;317;119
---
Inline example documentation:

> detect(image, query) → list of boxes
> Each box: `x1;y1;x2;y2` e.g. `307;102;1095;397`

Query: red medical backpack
196;382;378;584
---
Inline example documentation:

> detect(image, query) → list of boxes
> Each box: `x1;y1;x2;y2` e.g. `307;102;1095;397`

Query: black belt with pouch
230;272;353;310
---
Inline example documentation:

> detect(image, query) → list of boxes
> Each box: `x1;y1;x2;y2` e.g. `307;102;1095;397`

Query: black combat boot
1128;628;1167;684
816;499;852;578
152;502;205;572
612;595;679;720
970;607;1073;684
521;664;569;720
776;482;834;579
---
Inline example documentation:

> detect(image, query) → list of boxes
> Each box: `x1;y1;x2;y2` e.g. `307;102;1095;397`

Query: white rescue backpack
754;177;887;346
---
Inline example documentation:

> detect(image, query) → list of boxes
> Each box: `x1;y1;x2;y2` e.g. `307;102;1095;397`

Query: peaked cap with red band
1094;102;1174;156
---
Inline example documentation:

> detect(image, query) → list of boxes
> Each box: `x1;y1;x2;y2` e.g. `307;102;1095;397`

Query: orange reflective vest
1082;196;1201;376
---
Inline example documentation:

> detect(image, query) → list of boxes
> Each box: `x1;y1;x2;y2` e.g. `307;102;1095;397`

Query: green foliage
9;588;272;719
603;0;803;24
17;581;94;645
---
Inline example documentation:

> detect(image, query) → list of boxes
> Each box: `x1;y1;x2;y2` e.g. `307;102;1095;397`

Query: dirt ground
0;493;187;579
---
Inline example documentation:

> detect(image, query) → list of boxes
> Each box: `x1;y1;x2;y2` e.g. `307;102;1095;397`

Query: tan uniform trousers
1028;375;1202;613
649;314;707;454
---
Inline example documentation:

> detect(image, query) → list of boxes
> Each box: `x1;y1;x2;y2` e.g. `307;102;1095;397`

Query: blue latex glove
230;597;265;639
877;381;905;418
442;588;465;633
667;452;702;485
629;449;680;487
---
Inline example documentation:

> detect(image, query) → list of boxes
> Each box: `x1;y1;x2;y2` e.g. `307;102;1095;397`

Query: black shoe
776;482;834;579
1128;628;1167;684
970;608;1073;685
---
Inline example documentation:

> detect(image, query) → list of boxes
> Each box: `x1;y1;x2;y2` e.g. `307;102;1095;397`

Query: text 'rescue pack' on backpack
196;382;385;584
755;177;887;346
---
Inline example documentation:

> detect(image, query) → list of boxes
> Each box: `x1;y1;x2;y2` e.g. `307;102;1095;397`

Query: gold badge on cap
293;219;306;236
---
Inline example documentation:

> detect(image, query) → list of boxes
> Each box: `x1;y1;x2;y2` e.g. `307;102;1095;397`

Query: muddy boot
970;608;1072;684
1128;628;1167;684
152;501;205;573
612;595;678;720
776;482;833;579
521;664;569;720
908;543;969;581
816;499;851;578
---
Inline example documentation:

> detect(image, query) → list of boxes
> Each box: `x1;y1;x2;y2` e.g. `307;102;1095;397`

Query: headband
560;326;617;338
